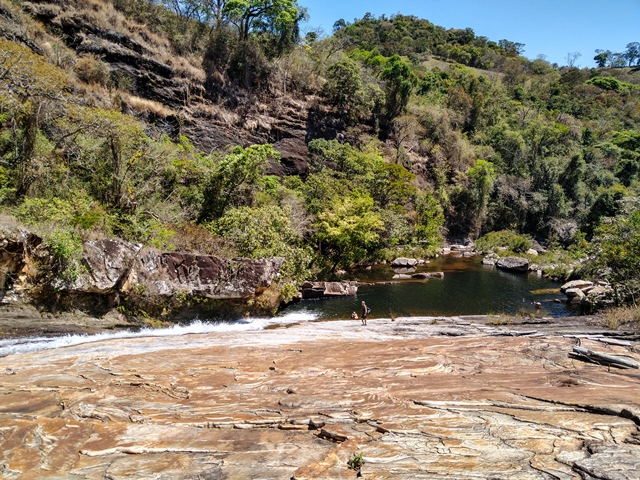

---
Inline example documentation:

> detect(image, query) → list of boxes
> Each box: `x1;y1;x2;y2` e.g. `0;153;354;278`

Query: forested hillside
0;0;638;307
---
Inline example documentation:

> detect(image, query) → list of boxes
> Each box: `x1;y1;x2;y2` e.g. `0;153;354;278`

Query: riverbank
1;314;639;479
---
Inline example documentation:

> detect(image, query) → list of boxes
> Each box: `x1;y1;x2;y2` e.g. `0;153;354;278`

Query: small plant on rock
348;451;364;471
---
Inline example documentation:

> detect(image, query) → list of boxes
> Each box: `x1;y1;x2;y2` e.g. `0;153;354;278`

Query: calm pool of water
278;255;578;320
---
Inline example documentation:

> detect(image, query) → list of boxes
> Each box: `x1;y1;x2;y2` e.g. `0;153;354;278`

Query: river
0;254;576;357
278;255;577;320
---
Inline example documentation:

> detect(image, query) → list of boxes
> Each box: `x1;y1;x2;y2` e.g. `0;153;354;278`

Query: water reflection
279;255;578;320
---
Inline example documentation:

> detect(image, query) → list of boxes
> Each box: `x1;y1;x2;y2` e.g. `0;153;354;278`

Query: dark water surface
278;255;578;320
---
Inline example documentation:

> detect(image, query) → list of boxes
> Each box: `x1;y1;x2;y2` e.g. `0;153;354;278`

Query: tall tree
594;49;612;68
223;0;300;43
624;42;640;66
380;54;416;118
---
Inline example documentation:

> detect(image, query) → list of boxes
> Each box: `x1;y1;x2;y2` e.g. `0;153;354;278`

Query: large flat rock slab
0;317;639;478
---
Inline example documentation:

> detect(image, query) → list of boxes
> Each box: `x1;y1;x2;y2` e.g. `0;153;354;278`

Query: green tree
413;194;445;248
468;159;496;237
380;54;416;118
313;194;384;273
623;42;640;67
213;204;312;283
594;49;612;68
199;144;280;221
589;201;640;305
223;0;300;44
322;58;367;123
0;38;69;197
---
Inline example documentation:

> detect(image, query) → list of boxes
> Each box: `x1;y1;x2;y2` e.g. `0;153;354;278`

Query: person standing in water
361;300;369;326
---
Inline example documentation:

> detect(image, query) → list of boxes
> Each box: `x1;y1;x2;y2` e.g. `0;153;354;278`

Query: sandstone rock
2;319;639;479
565;288;586;304
391;257;418;267
526;248;539;256
496;256;529;272
531;239;547;253
300;281;358;299
561;280;594;293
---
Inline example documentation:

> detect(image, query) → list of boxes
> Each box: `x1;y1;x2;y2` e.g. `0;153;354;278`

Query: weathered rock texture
1;316;639;479
0;230;284;315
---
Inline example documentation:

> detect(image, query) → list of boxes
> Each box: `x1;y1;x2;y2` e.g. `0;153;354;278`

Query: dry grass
602;306;640;330
486;314;513;326
190;103;240;126
119;92;174;117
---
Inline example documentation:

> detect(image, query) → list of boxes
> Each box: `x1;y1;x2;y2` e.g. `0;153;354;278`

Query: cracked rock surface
1;316;639;479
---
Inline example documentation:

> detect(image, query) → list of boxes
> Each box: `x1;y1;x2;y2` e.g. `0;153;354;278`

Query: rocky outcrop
299;281;358;299
496;256;529;272
129;251;283;298
0;231;284;315
560;280;613;305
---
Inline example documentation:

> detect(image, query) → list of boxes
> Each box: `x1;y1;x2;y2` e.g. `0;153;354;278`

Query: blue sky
300;0;639;67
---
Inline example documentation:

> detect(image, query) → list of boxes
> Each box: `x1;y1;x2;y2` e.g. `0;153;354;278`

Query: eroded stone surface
0;317;639;479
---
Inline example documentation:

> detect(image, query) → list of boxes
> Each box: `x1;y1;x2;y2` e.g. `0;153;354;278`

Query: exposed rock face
300;281;358;299
123;250;284;299
565;287;587;304
76;239;142;293
496;256;530;272
1;316;639;478
0;232;284;313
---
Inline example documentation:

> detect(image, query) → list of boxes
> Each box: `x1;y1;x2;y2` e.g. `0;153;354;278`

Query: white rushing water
0;311;319;357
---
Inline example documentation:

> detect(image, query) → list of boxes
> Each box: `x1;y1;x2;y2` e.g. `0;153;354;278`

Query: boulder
531;239;547;253
584;285;610;297
391;257;418;267
299;282;358;299
496;257;529;272
560;280;593;294
526;249;539;256
564;288;586;304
